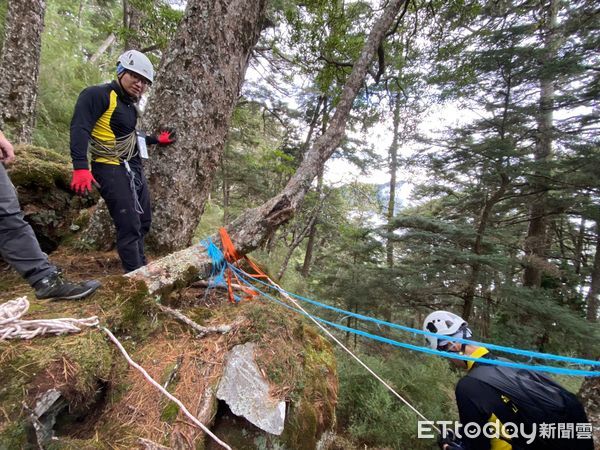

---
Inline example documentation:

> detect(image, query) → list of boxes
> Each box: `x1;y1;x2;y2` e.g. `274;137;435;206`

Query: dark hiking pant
0;164;56;286
92;162;151;273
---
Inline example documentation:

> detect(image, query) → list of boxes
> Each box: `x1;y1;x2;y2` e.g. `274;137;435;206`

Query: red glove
157;127;177;146
70;169;99;195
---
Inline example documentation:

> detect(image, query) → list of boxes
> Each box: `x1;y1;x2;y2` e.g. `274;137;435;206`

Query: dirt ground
0;246;125;303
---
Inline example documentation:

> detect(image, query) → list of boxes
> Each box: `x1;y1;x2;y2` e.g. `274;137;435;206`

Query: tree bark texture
142;0;268;253
89;33;116;64
523;0;558;288
578;375;600;446
226;0;408;255
301;98;328;278
128;0;408;290
0;0;46;143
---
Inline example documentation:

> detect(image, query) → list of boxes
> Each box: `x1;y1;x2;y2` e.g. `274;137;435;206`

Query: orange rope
218;227;266;303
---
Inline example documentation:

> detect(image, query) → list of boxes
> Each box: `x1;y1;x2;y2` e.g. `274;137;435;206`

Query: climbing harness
0;297;98;340
124;160;145;214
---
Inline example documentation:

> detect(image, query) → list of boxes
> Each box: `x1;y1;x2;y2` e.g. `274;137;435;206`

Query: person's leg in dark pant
0;164;56;285
0;163;100;300
92;162;146;272
133;165;151;266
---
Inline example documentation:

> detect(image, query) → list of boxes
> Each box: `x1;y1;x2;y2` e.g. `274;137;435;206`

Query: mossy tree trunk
0;0;46;143
6;145;97;253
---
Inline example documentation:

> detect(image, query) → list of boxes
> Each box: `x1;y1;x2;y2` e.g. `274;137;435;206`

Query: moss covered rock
6;145;98;253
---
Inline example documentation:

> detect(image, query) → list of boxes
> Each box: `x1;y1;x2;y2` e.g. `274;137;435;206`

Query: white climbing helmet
117;50;154;83
422;310;471;350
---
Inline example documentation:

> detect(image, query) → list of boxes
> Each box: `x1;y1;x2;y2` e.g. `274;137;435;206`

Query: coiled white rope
0;297;99;340
0;297;230;448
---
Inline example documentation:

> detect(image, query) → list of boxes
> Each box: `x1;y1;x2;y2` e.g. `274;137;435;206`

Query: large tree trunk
463;72;513;320
88;33;116;64
0;0;46;143
142;0;269;253
129;0;409;288
578;375;600;447
301;97;329;278
523;0;558;288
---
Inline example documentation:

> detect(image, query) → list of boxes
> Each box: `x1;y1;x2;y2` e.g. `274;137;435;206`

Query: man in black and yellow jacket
423;311;593;450
70;50;176;272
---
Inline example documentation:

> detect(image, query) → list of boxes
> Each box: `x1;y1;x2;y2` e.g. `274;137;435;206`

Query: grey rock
217;342;286;435
29;389;67;445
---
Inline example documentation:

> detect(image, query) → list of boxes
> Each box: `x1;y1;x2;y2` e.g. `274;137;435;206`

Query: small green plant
336;348;459;449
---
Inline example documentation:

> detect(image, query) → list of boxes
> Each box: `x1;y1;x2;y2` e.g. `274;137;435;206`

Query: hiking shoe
34;272;101;300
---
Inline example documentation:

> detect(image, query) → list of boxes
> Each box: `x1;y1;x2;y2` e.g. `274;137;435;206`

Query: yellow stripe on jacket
91;90;120;165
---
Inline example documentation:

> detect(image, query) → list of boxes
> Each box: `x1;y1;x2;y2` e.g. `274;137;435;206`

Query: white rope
101;327;232;450
0;297;99;340
263;276;441;434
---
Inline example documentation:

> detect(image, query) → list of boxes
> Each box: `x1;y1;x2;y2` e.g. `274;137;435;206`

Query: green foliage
27;0;182;152
34;0;118;151
3;1;598;447
336;348;459;448
121;0;183;51
0;0;6;54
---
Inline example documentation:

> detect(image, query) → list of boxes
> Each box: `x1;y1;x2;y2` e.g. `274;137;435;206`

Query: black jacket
455;348;593;450
70;80;157;170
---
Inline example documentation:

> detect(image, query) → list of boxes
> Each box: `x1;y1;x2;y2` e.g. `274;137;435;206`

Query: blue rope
199;235;598;375
227;264;600;368
229;267;600;377
201;237;242;302
201;237;226;278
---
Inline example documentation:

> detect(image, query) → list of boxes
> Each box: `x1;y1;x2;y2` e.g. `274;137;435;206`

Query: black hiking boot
34;272;101;300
